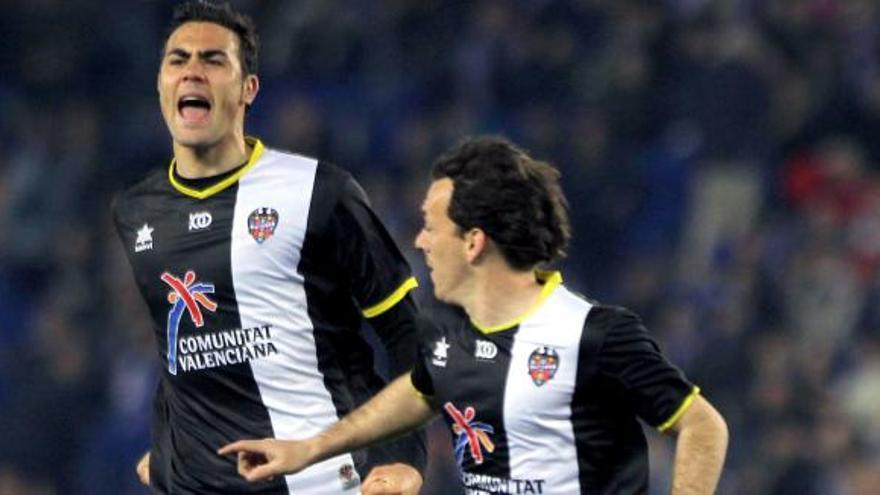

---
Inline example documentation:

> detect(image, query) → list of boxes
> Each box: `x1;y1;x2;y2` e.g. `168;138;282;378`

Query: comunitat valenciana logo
160;270;280;375
444;402;495;466
161;270;217;375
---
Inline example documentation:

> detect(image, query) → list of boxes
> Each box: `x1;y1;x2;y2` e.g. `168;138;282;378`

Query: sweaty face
158;22;257;149
414;179;470;304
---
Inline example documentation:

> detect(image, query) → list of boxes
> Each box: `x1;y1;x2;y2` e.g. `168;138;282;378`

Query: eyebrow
165;48;230;60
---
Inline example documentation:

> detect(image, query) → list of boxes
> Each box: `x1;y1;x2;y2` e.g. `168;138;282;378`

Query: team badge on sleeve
528;346;559;386
247;207;279;244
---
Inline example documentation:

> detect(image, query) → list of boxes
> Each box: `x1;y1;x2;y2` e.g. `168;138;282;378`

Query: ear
242;74;260;106
464;228;488;264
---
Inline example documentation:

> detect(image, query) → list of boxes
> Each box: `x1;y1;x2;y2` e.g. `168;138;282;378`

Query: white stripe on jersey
504;286;592;494
232;149;359;494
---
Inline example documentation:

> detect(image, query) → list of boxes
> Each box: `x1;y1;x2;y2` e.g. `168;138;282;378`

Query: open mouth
177;95;212;124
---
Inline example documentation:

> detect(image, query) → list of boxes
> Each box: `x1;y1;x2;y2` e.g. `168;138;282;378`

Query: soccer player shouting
114;2;424;493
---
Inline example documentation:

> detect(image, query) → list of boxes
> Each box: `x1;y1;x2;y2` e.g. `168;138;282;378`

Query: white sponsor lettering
176;324;277;372
461;472;546;494
189;211;213;231
475;340;498;360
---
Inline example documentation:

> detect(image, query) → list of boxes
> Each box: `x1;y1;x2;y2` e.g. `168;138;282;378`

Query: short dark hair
431;136;571;270
165;1;259;76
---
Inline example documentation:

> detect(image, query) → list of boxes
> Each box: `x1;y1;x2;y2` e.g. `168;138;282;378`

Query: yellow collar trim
168;137;265;199
472;271;563;334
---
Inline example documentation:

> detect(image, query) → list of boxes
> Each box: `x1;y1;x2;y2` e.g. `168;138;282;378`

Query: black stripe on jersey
572;306;650;494
299;162;415;475
443;323;515;480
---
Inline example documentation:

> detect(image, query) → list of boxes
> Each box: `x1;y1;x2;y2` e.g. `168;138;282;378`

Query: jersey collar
168;137;265;200
472;271;563;334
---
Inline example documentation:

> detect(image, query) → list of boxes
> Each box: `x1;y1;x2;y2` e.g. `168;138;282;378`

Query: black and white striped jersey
411;272;698;495
114;138;424;494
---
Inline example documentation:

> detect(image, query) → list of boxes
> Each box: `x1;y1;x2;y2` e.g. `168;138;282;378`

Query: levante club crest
528;346;559;386
248;207;278;244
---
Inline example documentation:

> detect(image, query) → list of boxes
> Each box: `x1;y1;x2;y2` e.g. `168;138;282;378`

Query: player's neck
173;134;251;179
464;262;543;331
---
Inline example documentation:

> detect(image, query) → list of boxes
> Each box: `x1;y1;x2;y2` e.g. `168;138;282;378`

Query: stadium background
1;0;879;493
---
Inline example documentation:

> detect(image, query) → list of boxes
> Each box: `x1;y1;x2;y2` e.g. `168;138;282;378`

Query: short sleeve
410;316;440;397
593;306;697;430
322;171;416;317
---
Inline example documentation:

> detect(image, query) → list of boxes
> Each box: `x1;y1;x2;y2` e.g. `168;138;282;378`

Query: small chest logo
135;223;154;253
444;402;495;466
188;211;213;231
432;337;450;367
161;270;217;375
247;207;279;244
474;340;498;360
528;346;560;386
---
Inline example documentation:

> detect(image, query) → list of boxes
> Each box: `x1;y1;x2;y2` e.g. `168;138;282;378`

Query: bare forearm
670;398;728;494
308;373;435;465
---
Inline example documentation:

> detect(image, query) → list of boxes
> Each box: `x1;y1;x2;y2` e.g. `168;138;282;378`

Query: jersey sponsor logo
460;472;547;494
161;270;218;375
444;402;495;465
135;223;154;252
247;207;279;244
176;325;277;372
528;346;559;386
474;340;498;360
432;337;450;367
188;211;213;231
338;463;360;490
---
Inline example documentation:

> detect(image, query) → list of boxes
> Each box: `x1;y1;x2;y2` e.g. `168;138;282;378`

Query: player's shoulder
315;160;361;198
258;144;321;172
263;144;362;199
112;166;169;219
585;302;653;346
420;302;467;340
587;303;640;323
261;144;351;182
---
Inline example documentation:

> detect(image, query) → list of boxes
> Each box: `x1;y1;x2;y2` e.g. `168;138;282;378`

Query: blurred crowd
1;0;879;493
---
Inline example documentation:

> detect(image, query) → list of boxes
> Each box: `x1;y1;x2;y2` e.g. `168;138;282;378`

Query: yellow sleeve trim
408;373;432;402
473;271;563;334
169;137;265;199
658;385;701;432
361;277;418;318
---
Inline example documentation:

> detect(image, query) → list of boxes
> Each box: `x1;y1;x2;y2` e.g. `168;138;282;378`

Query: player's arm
592;306;728;494
113;194;154;488
218;373;436;483
328;171;429;481
663;394;728;495
360;296;429;493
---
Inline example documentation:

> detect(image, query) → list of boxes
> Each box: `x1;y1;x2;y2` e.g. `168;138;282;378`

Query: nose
414;230;426;251
181;59;207;82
